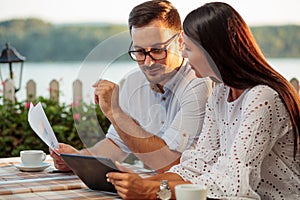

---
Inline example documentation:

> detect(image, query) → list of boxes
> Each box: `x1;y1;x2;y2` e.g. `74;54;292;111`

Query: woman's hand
107;172;159;199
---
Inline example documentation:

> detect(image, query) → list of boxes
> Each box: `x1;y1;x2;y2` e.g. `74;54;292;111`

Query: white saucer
14;162;51;172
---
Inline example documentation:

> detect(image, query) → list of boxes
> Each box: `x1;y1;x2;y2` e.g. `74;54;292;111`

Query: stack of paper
28;102;59;151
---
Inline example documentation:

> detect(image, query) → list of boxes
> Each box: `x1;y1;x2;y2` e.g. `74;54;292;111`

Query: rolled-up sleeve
162;77;212;152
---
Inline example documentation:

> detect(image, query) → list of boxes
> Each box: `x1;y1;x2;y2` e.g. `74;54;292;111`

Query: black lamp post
0;43;26;93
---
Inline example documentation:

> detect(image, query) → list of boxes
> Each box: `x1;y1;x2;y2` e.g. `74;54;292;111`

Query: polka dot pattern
169;84;300;199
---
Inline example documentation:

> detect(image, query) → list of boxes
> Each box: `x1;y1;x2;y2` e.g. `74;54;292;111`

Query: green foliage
0;96;111;158
0;18;129;61
2;18;298;61
251;25;300;57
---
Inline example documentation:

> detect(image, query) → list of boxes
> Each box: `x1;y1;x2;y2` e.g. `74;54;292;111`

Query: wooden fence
2;78;300;104
3;79;83;104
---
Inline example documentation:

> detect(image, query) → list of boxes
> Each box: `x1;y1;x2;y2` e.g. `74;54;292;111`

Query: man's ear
178;31;184;51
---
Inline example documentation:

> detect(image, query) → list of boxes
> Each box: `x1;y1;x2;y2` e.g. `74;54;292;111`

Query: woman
107;2;300;199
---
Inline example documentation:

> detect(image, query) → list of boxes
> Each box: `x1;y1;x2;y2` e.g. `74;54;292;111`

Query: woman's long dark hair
183;2;300;157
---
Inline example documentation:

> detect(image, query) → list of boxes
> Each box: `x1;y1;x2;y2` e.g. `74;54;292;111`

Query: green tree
1;18;299;60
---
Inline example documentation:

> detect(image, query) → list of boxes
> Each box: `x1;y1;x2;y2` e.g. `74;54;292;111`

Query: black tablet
60;153;119;193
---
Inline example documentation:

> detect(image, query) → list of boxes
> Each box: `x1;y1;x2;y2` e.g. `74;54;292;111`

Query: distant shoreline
1;18;300;61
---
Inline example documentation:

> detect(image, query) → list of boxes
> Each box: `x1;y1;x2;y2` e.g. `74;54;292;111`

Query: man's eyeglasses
128;33;179;62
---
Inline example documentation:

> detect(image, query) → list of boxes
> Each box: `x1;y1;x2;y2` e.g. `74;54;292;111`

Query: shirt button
162;97;166;101
161;121;165;125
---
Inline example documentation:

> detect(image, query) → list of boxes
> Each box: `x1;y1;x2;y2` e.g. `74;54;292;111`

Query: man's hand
49;143;79;171
93;80;121;121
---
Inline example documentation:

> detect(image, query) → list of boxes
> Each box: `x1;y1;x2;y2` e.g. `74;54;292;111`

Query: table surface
0;156;121;200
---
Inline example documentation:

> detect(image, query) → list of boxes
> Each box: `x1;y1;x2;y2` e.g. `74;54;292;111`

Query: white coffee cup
175;184;207;200
20;150;46;166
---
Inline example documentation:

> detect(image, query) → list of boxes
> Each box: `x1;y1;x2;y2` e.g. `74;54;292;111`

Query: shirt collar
150;60;188;94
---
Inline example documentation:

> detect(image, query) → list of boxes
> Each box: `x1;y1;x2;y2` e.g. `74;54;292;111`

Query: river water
1;58;299;103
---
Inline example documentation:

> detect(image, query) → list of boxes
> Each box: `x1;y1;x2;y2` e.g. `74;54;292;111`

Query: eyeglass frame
128;33;179;62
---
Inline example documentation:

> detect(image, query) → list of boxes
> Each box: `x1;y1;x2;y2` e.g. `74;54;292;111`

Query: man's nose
144;54;155;66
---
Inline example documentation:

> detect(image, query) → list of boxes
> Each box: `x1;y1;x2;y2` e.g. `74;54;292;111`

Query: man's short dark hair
128;0;182;32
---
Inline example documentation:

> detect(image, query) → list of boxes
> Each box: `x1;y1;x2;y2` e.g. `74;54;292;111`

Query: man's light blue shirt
106;63;212;153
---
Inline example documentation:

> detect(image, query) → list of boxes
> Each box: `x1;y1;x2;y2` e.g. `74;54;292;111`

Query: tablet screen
60;153;119;192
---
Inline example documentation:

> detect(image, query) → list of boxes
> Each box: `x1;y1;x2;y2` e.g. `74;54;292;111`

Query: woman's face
182;34;216;79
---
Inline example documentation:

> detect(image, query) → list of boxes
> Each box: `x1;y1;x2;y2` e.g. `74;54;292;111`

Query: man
51;0;212;173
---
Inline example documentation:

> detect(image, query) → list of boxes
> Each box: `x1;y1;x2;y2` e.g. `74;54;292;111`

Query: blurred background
0;0;299;103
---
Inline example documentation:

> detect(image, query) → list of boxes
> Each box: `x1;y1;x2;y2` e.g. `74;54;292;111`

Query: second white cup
175;184;207;200
20;150;46;166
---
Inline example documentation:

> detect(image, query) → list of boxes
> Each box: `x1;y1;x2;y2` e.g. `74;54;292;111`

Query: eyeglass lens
129;33;178;62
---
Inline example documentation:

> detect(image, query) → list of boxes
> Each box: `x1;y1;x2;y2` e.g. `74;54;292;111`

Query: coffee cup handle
42;152;46;161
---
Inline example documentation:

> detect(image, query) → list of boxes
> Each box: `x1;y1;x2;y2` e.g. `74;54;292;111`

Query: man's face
131;21;182;85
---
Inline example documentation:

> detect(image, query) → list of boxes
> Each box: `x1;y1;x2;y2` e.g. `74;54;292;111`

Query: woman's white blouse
169;84;300;199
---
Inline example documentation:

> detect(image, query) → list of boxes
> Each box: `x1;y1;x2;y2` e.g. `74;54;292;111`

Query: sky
1;0;300;26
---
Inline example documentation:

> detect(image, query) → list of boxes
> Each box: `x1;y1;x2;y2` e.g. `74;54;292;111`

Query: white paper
28;102;59;150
